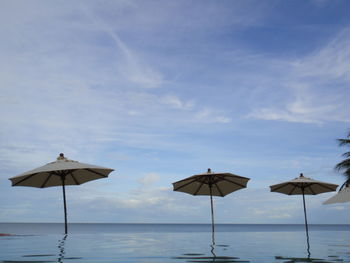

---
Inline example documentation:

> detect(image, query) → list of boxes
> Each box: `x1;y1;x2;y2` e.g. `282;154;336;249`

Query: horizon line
1;222;350;225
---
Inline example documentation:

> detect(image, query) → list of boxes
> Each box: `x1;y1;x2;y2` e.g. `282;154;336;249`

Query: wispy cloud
194;109;231;124
295;29;350;81
138;173;160;185
103;27;165;89
1;1;350;224
248;29;350;124
161;95;194;110
0;9;233;177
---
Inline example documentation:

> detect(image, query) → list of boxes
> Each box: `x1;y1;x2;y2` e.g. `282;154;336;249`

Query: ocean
1;223;350;263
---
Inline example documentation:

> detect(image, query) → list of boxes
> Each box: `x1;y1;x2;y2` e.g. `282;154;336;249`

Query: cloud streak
249;29;350;124
1;1;350;224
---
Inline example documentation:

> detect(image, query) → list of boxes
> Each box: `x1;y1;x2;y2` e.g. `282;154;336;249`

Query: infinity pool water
1;223;350;263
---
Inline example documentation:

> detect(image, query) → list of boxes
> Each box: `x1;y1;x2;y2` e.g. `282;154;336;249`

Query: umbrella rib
40;173;54;188
308;185;316;195
314;182;336;191
12;173;40;186
173;174;202;184
70;173;80;185
84;168;108;178
193;181;205;195
215;175;246;188
271;182;293;192
173;178;199;191
288;184;298;195
214;182;225;197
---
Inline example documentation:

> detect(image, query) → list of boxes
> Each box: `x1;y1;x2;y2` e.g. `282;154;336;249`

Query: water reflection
210;242;216;258
275;254;346;263
22;254;56;257
56;235;82;262
9;235;71;263
57;234;67;263
17;235;81;263
174;254;248;263
0;260;55;263
174;242;249;263
3;228;350;263
306;233;311;259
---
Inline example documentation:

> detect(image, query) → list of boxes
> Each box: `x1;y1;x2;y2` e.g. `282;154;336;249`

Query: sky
1;0;350;224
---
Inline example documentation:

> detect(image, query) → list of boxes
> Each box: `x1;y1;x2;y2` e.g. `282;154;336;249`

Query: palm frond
337;138;350;147
346;170;350;177
335;159;350;171
344;170;350;181
342;152;350;158
335;131;350;180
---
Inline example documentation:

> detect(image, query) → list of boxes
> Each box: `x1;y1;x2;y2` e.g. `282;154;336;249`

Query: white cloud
1;1;349;224
249;85;349;124
112;35;164;89
249;108;319;124
295;29;350;82
138;173;160;185
161;95;194;110
194;109;231;124
248;29;350;124
0;1;238;176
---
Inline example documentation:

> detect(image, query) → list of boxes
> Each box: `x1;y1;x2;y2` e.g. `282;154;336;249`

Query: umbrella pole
302;188;310;257
61;176;68;235
209;185;215;245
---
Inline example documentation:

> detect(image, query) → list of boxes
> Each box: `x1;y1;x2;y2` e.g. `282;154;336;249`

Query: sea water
1;223;350;263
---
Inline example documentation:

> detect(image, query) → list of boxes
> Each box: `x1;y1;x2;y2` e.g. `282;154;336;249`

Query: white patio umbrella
172;168;250;243
270;173;338;255
9;153;114;234
323;184;350;205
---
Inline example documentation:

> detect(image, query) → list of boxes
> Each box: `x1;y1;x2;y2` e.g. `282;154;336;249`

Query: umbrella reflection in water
58;235;67;263
270;173;338;258
172;168;250;245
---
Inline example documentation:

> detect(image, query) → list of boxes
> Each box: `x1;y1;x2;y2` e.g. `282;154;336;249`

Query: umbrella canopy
323;184;350;205
270;174;338;195
270;173;338;257
172;168;250;244
10;153;113;188
173;168;250;197
9;153;114;234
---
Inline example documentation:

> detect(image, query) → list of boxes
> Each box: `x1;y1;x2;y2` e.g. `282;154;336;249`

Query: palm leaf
344;170;350;182
335;131;350;185
338;139;350;146
335;159;350;171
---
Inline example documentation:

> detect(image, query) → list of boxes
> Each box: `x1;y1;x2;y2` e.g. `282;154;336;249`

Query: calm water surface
1;223;350;263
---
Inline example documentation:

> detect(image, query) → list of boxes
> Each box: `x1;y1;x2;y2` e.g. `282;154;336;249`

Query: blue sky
1;0;350;224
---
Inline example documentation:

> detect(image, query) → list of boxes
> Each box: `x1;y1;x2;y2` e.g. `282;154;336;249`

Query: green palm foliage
335;131;350;189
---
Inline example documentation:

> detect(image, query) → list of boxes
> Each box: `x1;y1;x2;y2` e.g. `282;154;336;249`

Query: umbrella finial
58;153;65;160
207;168;212;173
300;173;304;177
